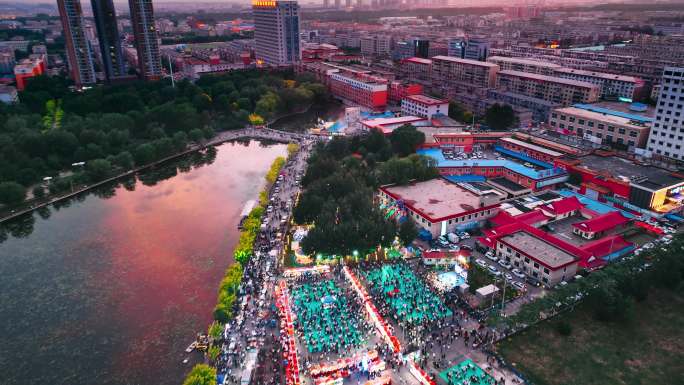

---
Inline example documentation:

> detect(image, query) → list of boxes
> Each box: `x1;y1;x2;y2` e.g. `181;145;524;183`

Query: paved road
216;136;319;385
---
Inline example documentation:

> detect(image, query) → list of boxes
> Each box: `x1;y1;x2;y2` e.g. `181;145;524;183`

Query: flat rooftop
432;55;500;68
575;154;684;189
489;176;529;192
554;107;650;130
572;103;654;124
500;137;564;157
500;231;577;269
498;70;599;89
487;56;562;69
405;57;432;65
555;67;640;83
405;94;448;105
381;179;485;221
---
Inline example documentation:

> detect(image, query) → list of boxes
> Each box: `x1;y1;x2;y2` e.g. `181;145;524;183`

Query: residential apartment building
57;0;96;87
431;55;499;96
401;94;448;119
129;0;162;80
448;37;490;61
91;0;126;82
360;35;391;57
253;0;301;66
647;67;684;160
554;68;644;100
400;57;432;84
496;70;600;106
486;56;561;76
549;105;652;149
329;70;388;110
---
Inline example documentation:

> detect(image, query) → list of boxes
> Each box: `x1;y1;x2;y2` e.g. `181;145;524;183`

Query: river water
0;139;287;385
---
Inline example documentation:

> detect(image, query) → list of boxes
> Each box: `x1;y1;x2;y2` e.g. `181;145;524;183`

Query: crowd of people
362;262;453;326
291;277;369;354
441;359;497;385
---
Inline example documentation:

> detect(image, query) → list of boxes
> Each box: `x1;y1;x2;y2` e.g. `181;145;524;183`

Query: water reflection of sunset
0;141;286;385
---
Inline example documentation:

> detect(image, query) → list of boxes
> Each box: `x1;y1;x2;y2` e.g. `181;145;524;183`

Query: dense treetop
293;126;437;256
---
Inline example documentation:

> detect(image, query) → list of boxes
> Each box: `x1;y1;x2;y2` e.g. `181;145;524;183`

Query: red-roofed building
478;200;634;279
572;211;631;239
516;210;551;226
580;235;632;268
541;196;583;219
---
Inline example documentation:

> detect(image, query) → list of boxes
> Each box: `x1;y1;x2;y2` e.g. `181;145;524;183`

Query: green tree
32;185;46;199
208;322;222;340
85;158;113;181
0;182;26;205
398;219;418;246
133;143;157;165
182;364;216;385
448;101;468;122
484;104;517;130
586;278;634;323
389;124;425;156
112;151;134;169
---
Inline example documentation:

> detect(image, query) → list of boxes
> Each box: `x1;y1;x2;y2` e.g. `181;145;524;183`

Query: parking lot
425;231;545;307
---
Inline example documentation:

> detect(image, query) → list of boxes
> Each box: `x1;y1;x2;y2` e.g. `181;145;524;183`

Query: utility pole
500;279;507;316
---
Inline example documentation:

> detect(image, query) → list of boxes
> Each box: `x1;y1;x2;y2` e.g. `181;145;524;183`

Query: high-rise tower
57;0;96;87
647;67;684;160
253;0;301;66
128;0;161;80
91;0;125;82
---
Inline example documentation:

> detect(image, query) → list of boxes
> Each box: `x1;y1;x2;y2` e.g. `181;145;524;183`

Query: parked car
498;260;512;269
511;268;525;279
447;233;460;244
525;276;541;287
504;273;513;281
475;258;487;268
488;265;502;276
485;251;498;262
512;281;526;291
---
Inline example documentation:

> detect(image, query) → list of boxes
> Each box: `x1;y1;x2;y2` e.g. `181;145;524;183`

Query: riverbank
0;127;313;224
184;144;300;382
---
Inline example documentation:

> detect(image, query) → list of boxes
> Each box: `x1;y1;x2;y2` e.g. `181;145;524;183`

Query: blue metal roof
572;104;653;124
443;175;486;183
418;148;566;180
557;190;636;218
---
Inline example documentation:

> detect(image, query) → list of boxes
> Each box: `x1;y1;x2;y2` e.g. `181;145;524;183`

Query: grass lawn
496;289;684;385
